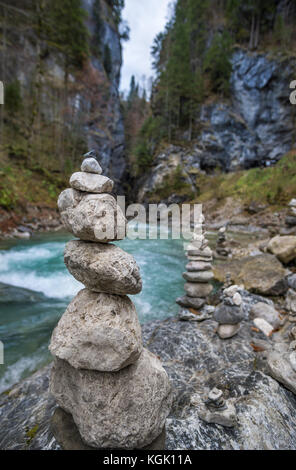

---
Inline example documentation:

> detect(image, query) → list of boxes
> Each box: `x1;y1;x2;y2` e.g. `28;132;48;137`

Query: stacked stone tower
176;214;214;310
49;156;172;449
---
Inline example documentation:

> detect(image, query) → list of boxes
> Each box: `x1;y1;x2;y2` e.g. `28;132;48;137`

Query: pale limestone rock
288;199;296;207
81;158;102;174
267;350;296;395
64;240;142;295
289;351;296;373
267;235;296;264
182;271;214;283
58;189;126;242
70;172;113;193
250;302;283;329
49;289;142;372
224;285;240;297
50;349;173;449
232;292;242;306
217;324;240;339
286;288;296;315
253;318;274;337
184;282;213;298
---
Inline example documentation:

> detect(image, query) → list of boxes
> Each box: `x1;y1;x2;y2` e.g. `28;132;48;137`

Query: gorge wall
0;0;126;216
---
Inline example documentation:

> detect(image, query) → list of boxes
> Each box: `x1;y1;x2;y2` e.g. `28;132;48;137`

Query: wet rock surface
1;312;296;450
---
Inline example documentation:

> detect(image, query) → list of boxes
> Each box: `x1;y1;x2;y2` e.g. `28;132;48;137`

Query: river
0;229;186;393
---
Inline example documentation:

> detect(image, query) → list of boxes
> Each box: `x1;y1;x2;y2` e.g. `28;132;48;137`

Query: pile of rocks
286;199;296;227
214;285;245;339
191;387;237;428
176;215;214;311
215;226;231;259
49;155;172;450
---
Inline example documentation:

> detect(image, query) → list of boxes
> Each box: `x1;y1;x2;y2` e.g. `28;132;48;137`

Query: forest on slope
124;0;296;210
0;0;127;215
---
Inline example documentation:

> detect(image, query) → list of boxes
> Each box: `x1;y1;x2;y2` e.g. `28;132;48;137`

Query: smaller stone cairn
49;153;172;450
214;285;245;339
215;226;231;259
176;213;214;317
286;198;296;228
191;387;237;428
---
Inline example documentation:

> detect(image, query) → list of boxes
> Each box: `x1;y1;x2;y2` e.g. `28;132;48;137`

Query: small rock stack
176;215;214;311
49;155;172;450
286;198;296;227
215;226;230;259
214;285;245;339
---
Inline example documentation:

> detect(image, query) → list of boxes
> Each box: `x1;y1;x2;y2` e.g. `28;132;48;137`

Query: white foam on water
0;354;46;394
0;270;82;299
0;246;55;270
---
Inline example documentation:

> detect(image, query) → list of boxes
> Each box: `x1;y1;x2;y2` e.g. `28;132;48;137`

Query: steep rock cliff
0;0;125;193
138;49;296;202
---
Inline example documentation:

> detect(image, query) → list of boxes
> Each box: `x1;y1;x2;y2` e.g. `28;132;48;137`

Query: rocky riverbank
0;205;63;240
1;298;296;450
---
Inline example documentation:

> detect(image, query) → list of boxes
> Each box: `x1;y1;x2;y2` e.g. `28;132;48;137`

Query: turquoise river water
0;229;187;393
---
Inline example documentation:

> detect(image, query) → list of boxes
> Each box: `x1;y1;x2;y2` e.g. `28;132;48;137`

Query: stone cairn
49;154;172;450
191;387;237;428
176;213;214;314
213;284;245;339
286;198;296;228
215;226;231;259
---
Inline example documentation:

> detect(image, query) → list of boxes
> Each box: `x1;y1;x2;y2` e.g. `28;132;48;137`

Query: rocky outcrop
138;49;296;201
213;254;289;296
2;312;296;450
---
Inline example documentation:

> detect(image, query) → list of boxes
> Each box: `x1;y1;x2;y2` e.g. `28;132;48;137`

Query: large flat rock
213;254;289;296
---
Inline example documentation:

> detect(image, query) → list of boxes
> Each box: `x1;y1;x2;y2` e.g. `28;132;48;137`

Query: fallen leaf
250;342;265;352
251;327;260;332
189;308;200;316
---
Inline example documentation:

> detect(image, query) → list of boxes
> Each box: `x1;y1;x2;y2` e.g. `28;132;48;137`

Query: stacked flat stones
49;156;172;450
286;198;296;227
215;226;230;259
214;285;245;339
176;215;214;310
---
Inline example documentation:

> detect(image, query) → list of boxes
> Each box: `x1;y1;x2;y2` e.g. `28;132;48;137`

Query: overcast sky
120;0;173;94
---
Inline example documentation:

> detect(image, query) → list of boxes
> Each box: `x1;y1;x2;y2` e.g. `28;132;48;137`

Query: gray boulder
214;303;245;325
64;240;142;295
49;289;142;372
50;349;173;449
58;189;126;243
